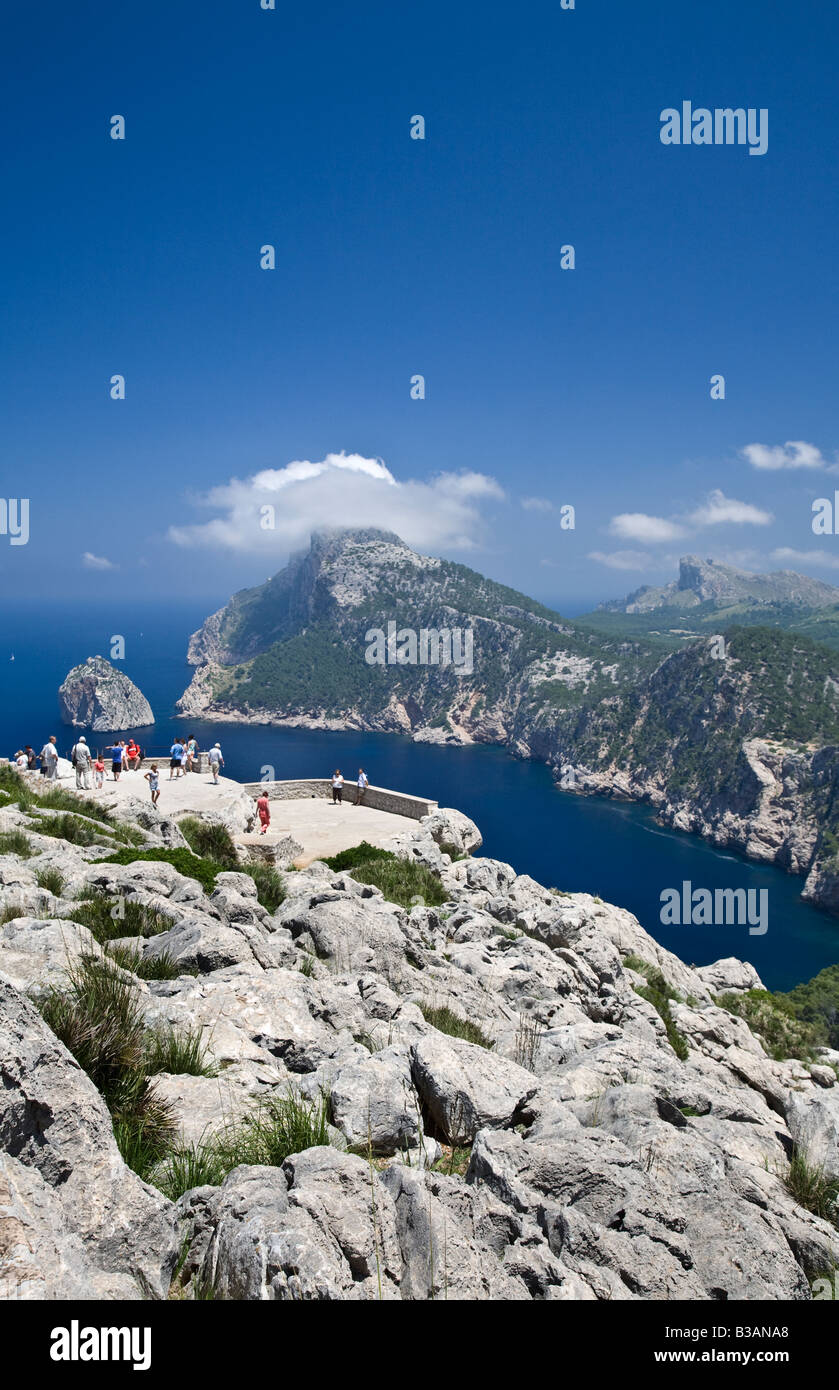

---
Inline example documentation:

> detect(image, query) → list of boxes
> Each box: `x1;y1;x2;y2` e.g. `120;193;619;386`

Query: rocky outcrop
0;975;177;1298
58;656;153;731
2;787;838;1301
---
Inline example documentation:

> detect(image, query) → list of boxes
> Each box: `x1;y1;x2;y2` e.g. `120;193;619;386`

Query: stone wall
242;778;438;820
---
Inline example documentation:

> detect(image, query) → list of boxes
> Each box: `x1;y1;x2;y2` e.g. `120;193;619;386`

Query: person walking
93;753;105;790
331;769;344;805
40;736;59;781
208;742;224;784
169;738;185;780
72;736;92;790
184;735;198;773
355;768;369;806
256;792;271;834
144;763;161;807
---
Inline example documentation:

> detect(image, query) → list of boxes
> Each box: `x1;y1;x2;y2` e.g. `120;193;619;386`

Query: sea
0;596;836;992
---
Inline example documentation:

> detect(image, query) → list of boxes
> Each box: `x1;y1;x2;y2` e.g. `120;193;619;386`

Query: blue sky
2;0;838;611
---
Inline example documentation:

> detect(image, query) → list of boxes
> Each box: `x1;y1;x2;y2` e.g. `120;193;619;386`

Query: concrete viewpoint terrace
55;766;439;867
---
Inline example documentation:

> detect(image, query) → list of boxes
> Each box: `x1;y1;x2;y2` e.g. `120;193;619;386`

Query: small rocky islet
58;655;154;732
1;762;839;1300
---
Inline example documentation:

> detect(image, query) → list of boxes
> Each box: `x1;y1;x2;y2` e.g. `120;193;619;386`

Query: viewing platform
60;765;439;868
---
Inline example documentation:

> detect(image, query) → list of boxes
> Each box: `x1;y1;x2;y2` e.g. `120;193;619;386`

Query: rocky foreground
2;775;839;1300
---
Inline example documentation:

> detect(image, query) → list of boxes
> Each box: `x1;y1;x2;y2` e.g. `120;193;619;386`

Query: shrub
350;856;447;911
38;952;176;1179
144;1023;217;1078
716;989;822;1063
155;1140;233;1201
633;969;689;1061
178;817;239;869
99;846;221;894
419;1001;494;1049
33;813;100;847
785;1148;839;1226
35;866;66;896
154;1090;335;1201
106;942;182;981
0;830;33;858
66;892;174;944
241;861;285;912
323;841;396;872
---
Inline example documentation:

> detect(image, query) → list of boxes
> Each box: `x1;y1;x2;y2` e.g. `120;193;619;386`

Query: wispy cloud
741;440;830;471
82;552;117;571
588;549;656;571
521;496;554;513
168;451;505;556
609;513;687;543
687;489;773;527
772;547;839;571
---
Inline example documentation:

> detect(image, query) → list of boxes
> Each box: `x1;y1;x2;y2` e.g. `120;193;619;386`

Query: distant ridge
598;555;839;614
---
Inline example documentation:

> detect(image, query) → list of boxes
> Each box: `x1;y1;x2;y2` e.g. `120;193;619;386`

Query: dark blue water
1;598;837;990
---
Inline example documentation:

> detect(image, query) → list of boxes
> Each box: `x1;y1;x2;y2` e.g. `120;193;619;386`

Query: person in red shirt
126;740;141;770
256;793;271;834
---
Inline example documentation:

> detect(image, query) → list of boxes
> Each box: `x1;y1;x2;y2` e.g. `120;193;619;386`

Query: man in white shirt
208;743;224;785
355;768;369;806
331;770;344;805
40;736;59;781
72;736;92;790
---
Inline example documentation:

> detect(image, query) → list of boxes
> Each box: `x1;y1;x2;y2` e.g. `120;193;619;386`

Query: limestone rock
58;656;153;731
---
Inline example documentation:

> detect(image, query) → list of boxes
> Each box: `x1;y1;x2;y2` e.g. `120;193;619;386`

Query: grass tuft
419;1001;494;1050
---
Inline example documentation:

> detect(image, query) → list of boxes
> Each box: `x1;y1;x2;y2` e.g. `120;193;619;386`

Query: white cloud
687;489;773;527
82;552;116;571
168;451;505;556
609;513;687;543
521;496;554;513
772;547;839;571
741;440;827;471
588;549;655;571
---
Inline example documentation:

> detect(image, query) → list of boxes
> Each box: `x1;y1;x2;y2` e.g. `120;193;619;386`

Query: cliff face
528;630;839;911
59;656;154;731
2;766;839;1300
178;528;655;742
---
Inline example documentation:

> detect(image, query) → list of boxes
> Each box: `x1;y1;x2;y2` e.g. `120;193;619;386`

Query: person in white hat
208;742;224;785
72;735;92;790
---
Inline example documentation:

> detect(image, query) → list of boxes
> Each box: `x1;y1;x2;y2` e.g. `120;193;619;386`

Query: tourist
93;753;105;790
256;791;271;834
208;742;224;784
331;769;344;805
24;745;39;771
125;738;141;770
14;750;27;771
355;767;369;806
169;738;185;780
184;735;198;773
40;736;59;781
72;736;92;790
144;763;161;807
106;741;124;781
